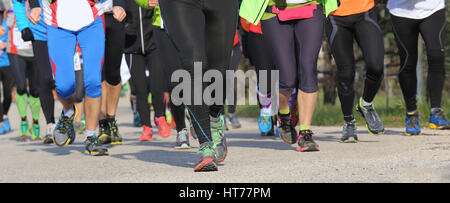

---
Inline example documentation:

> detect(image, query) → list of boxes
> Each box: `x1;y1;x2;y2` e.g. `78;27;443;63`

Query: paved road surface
0;96;449;183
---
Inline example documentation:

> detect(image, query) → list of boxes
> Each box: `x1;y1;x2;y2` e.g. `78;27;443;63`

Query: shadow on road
110;149;196;168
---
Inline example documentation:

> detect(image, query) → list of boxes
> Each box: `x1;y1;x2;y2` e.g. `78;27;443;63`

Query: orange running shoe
139;125;153;142
155;117;171;138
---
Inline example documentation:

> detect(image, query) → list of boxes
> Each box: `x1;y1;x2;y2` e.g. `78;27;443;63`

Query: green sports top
152;6;162;27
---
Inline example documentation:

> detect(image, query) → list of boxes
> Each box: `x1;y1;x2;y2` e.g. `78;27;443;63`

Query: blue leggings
47;18;105;99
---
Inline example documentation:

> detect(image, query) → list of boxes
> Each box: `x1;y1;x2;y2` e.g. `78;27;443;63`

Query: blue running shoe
259;115;272;134
0;121;5;135
429;108;450;130
133;112;143;127
405;111;421;136
3;118;11;133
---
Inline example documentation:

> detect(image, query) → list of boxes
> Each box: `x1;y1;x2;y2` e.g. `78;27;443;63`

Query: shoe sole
53;135;71;147
296;146;320;152
429;123;450;130
339;138;359;143
404;131;422;136
84;150;109;156
194;158;218;172
260;130;275;137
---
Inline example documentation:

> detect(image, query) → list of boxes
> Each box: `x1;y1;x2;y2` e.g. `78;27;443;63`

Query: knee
427;49;445;70
55;80;76;99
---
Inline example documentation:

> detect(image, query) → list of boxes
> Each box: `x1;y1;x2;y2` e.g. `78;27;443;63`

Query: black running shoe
109;119;122;145
296;130;320;152
97;119;111;145
340;120;358;143
355;98;384;135
277;115;297;144
53;107;77;147
84;135;109;156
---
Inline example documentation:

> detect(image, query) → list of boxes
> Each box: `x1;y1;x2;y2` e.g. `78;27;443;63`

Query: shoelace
406;115;419;128
434;110;448;121
57;117;71;134
300;130;314;141
280;117;292;130
260;116;271;126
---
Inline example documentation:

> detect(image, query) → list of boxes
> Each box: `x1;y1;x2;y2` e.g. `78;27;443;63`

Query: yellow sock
300;125;310;131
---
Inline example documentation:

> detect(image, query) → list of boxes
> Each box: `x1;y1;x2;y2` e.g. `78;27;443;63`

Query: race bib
56;0;94;31
13;27;32;50
74;51;82;71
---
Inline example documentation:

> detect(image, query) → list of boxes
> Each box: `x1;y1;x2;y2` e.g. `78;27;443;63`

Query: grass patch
234;90;450;127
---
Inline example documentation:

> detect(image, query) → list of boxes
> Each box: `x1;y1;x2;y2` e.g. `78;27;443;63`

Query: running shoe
174;128;191;149
138;125;153;142
355;98;384;135
133;112;143;127
74;121;86;135
109;119;122;145
3;117;11;133
19;121;29;141
340;120;358;143
53;107;76;147
405;111;421;136
429;108;450;130
0;122;5;135
194;142;218;172
155;116;171;138
259;115;273;136
31;124;41;141
211;115;227;163
296;130;320;152
97;119;111;145
228;113;241;129
84;135;109;156
277;115;297;144
43;123;55;144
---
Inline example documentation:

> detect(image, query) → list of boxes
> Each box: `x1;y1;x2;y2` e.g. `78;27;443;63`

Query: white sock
361;99;372;107
63;107;74;117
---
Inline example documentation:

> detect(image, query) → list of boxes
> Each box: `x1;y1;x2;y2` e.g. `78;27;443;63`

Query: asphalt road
0;95;449;183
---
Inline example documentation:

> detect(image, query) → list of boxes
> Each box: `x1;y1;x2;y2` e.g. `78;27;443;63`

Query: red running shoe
155;117;171;138
139;125;153;142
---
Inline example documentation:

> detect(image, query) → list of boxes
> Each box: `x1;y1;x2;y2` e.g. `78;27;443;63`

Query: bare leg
297;90;318;127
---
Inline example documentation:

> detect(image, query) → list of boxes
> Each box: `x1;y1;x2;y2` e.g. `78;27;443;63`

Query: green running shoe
210;115;227;163
194;142;217;172
19;121;29;141
31;124;41;141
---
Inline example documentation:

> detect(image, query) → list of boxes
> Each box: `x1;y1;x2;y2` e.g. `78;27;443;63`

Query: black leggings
160;0;238;144
245;31;275;96
33;40;55;124
125;52;165;127
391;9;446;112
102;13;125;86
9;54;39;97
0;67;13;121
226;44;241;114
153;26;187;132
325;8;385;118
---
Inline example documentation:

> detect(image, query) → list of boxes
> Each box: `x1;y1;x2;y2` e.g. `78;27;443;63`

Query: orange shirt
331;0;375;16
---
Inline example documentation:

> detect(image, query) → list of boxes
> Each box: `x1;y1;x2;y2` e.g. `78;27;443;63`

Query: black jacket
123;1;155;55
